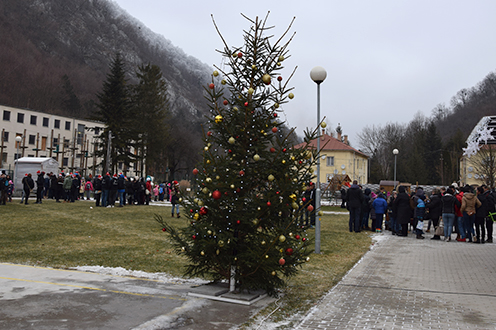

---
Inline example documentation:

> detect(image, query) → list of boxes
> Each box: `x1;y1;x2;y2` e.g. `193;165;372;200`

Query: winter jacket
476;190;495;218
426;193;442;221
441;193;460;214
393;187;411;225
346;184;363;209
63;176;72;190
372;194;388;214
460;192;481;215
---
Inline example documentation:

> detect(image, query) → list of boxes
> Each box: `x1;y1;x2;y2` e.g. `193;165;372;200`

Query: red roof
294;133;368;158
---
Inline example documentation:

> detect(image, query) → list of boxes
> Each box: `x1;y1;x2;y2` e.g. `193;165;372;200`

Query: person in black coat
340;187;347;208
346;180;364;233
23;173;35;205
426;188;442;240
35;171;45;204
393;186;411;236
93;175;103;207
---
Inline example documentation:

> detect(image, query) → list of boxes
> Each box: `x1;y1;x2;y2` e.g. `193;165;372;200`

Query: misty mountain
0;0;212;119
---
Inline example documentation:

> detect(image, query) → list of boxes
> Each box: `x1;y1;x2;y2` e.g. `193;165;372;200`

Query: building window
17;113;24;123
30;115;37;125
1;152;6;163
3;110;10;121
14;153;21;160
63;157;68;166
65;121;71;130
77;124;85;145
326;156;334;166
43;117;49;127
28;135;36;145
54;119;60;129
2;131;8;142
64;139;70;148
94;127;100;135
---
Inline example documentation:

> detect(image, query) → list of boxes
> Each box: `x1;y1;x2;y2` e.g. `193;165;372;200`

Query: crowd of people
0;170;181;216
344;180;494;243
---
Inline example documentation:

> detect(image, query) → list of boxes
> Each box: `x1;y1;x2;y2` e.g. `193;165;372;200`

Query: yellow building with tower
295;130;369;185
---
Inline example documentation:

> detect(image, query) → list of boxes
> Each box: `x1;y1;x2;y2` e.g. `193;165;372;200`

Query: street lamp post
310;66;327;254
393;149;399;189
15;135;22;194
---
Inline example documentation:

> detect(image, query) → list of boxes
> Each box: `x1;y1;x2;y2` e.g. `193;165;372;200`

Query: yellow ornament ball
230;184;235;189
262;74;271;85
288;93;294;99
205;177;212;183
213;70;219;77
282;160;286;164
215;115;223;124
271;271;276;276
221;79;227;85
278;55;285;62
268;174;275;181
200;251;205;256
321;121;327;128
228;137;235;144
216;249;220;255
292;202;299;209
318;210;324;216
253;154;260;161
279;235;286;243
274;103;279;109
194;213;199;220
248;87;254;95
207;230;212;235
261;240;266;245
265;255;269;259
218;240;225;247
289;194;296;200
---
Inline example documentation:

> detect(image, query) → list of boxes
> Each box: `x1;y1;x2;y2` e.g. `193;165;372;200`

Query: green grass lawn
0;199;371;328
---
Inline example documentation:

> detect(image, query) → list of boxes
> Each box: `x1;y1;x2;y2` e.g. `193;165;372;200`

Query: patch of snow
72;265;208;285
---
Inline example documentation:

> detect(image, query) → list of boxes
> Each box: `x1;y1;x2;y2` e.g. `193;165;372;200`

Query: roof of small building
294;133;368;158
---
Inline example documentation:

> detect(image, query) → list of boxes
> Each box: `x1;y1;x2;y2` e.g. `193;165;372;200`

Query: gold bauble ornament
291;156;295;161
279;235;286;242
248;87;254;95
289;232;293;237
253;154;260;161
262;74;271;84
251;65;257;70
198;200;204;206
271;271;276;276
321;121;327;128
206;159;211;164
277;62;281;66
252;219;259;225
179;198;183;202
207;230;212;235
309;168;314;173
282;160;286;164
230;184;235;189
278;55;285;62
206;177;212;183
213;70;219;77
288;93;294;99
261;240;266;245
215;115;223;123
202;187;209;194
289;194;296;200
265;255;269;259
181;246;186;252
216;176;220;180
318;210;324;216
233;106;238;111
200;251;205;256
274;103;279;108
228;137;235;144
268;174;275;181
221;79;226;85
216;249;220;255
306;257;310;262
194;213;199;220
292;202;299;209
218;240;225;247
204;146;209;151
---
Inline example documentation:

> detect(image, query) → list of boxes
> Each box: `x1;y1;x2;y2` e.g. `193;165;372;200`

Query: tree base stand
188;282;267;306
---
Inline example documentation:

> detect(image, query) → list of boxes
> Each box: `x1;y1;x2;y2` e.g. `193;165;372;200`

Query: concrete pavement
0;263;269;329
296;231;496;330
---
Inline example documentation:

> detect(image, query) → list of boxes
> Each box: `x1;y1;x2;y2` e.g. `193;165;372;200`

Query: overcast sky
112;0;496;147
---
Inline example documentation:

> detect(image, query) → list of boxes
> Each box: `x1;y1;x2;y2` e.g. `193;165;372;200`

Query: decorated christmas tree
156;13;322;296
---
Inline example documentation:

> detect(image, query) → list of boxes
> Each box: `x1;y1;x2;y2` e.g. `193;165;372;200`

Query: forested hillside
0;0;210;119
358;70;496;185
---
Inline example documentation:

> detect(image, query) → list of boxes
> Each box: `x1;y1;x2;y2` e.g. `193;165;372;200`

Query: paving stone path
296;233;496;330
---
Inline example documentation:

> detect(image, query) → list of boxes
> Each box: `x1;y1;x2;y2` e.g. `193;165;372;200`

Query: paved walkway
296;232;496;330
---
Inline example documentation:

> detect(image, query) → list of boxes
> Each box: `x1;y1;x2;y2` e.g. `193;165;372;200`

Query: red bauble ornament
285;248;293;256
299;161;303;164
223;100;228;105
282;148;287;152
189;209;194;213
237;52;243;58
244;102;249;107
267;201;271;206
277;76;283;81
272;127;278;133
307;205;314;212
209;83;215;89
207;131;212;136
302;197;307;202
192;168;199;175
212;190;221;200
270;147;276;153
199;207;208;215
239;170;245;176
236;188;241;193
276;191;280;195
228;149;232;153
237;220;241;224
302;237;307;242
274;113;278;117
192;235;197;240
279;258;286;266
224;191;228;195
295;234;300;240
162;228;166;232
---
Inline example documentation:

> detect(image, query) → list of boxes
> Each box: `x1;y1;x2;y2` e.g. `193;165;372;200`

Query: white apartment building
0;104;108;177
